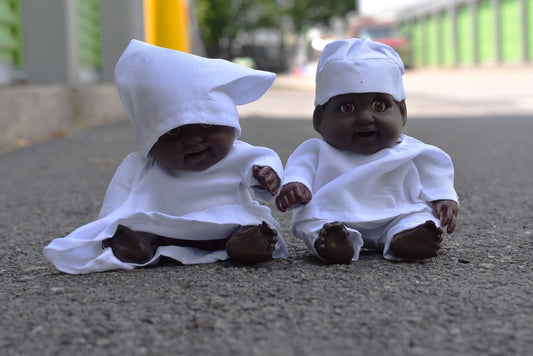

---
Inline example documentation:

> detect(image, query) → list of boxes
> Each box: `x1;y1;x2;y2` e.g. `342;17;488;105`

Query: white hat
315;38;405;106
114;40;276;157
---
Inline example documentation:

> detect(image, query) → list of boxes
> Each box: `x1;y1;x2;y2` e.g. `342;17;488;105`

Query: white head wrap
314;38;405;106
114;40;276;157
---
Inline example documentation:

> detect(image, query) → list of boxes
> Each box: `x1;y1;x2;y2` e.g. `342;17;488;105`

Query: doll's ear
313;105;324;133
399;100;407;126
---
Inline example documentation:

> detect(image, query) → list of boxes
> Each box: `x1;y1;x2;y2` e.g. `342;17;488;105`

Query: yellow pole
143;0;191;52
143;0;154;44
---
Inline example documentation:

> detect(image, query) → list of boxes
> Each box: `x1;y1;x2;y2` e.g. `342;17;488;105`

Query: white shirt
284;135;458;225
44;140;287;274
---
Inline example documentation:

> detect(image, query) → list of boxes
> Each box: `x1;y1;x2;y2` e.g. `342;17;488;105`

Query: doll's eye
166;127;181;136
372;100;387;112
340;103;355;114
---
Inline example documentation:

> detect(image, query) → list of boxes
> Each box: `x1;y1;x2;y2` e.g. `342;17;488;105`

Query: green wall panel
477;0;497;63
500;0;522;61
425;14;439;66
457;4;474;64
76;0;102;70
412;20;424;67
526;0;533;61
0;0;23;68
440;10;455;66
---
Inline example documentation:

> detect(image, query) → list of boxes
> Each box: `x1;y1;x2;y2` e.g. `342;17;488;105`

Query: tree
286;0;356;33
195;0;279;58
195;0;357;58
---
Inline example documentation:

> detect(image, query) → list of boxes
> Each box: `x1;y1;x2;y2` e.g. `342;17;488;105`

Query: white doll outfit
114;39;276;157
284;136;458;261
44;40;287;274
286;38;457;261
315;38;406;106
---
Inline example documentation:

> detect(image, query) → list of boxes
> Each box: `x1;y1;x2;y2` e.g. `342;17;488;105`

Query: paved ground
1;68;532;355
240;64;533;119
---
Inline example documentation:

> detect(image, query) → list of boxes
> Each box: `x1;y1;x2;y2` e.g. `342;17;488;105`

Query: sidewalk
239;64;533;119
403;65;533;118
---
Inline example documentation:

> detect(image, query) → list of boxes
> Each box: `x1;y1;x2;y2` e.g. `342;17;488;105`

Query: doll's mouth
186;148;209;160
354;131;377;139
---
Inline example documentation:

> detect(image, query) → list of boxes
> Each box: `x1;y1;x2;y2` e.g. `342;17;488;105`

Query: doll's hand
252;165;280;196
431;200;458;234
276;182;312;212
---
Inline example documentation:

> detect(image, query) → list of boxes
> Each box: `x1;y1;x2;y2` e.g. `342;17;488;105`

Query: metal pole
143;0;191;52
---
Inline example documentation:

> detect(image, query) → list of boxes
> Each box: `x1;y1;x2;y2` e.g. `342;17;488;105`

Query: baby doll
44;40;287;274
276;38;458;264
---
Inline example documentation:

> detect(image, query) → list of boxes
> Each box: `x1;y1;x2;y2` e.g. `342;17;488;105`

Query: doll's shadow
156;256;184;267
155;256;276;268
358;248;385;260
154;249;385;267
300;248;383;265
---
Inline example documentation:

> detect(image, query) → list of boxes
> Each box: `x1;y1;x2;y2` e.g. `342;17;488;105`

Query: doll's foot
225;221;278;263
103;225;159;264
389;220;443;260
314;222;354;264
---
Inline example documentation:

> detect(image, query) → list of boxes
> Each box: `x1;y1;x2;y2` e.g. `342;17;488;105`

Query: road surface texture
1;67;532;355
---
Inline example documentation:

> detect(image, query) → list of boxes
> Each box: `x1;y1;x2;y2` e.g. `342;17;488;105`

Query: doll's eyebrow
372;93;393;102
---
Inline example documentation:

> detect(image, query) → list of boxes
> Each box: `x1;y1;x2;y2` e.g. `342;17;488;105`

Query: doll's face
149;124;235;171
313;93;407;155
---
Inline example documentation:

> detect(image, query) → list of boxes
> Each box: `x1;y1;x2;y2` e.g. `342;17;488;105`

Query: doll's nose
354;108;374;125
184;133;205;146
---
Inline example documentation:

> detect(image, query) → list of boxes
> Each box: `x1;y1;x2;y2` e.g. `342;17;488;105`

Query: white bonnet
114;40;276;157
315;38;405;106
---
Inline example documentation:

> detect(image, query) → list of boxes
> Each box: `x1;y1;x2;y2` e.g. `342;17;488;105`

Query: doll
276;38;458;264
44;40;287;274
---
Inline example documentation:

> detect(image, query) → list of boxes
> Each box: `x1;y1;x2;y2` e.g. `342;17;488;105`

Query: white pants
291;207;440;261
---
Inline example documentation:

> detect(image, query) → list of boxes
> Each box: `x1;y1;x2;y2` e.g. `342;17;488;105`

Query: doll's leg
225;221;278;263
314;222;354;264
102;225;159;264
103;225;231;263
389;220;443;260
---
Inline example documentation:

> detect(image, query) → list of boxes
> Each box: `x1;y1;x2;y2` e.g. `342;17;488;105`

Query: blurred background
1;0;533;151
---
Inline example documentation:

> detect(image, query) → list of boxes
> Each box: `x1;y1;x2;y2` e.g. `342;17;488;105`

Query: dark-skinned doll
276;38;458;264
44;40;287;273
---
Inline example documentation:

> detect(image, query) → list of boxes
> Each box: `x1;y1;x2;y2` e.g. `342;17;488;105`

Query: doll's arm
431;199;458;234
252;165;281;196
414;147;458;204
276;182;312;212
275;140;319;212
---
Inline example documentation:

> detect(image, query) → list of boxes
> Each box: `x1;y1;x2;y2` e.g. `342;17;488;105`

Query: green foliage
196;0;280;57
287;0;356;33
195;0;356;57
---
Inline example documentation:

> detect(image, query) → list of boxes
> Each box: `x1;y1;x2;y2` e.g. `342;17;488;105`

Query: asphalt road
1;112;532;355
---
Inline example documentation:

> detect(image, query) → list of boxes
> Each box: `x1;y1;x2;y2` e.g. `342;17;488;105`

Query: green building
398;0;533;67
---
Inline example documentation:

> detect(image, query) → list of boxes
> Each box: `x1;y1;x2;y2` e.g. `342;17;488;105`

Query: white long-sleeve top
44;140;287;274
284;135;458;225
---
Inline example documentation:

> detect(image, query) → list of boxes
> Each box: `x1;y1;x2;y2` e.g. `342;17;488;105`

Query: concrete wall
0;84;126;152
0;0;143;153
